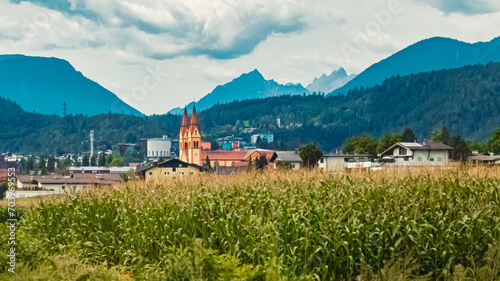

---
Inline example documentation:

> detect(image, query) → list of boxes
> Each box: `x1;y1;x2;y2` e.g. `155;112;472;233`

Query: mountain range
168;69;311;115
169;67;357;115
0;55;143;116
306;67;356;94
330;36;500;95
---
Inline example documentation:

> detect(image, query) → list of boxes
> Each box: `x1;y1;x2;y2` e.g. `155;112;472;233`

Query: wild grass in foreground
1;166;500;280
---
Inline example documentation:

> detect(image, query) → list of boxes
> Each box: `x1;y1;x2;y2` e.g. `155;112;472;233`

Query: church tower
178;105;202;166
179;107;190;163
188;105;202;166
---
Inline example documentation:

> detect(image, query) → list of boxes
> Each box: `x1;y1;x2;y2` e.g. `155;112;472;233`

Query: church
179;105;202;166
178;105;276;174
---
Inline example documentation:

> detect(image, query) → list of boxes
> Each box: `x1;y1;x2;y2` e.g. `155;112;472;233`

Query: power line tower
62;102;67;116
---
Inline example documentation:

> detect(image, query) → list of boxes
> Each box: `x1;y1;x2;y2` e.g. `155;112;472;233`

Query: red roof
202;150;275;162
202;150;248;161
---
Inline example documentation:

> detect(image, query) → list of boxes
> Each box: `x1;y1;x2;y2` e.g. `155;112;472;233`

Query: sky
1;0;499;115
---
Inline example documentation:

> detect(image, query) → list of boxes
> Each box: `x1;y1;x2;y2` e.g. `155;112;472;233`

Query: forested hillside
1;62;499;154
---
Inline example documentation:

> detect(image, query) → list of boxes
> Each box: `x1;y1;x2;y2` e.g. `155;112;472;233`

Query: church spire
189;104;199;129
181;107;190;128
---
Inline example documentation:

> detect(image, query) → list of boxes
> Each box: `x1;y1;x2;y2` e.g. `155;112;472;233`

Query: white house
318;154;375;171
17;173;122;193
380;142;453;166
251;133;274;145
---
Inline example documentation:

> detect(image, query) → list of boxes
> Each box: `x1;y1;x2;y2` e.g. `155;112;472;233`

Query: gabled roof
142;159;202;171
274;151;302;162
323;154;373;158
381;142;453;156
18;174;122;185
201;150;248;161
471;155;500;162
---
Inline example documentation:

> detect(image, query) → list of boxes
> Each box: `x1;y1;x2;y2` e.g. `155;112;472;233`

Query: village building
272;151;303;170
137;159;202;180
251;133;274;145
69;165;136;174
0;155;8;179
470;152;500;165
17;173;122;193
380;142;453;166
319;154;376;171
146;135;172;160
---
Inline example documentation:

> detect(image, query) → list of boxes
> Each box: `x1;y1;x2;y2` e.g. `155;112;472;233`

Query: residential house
272;150;303;170
0;155;7;179
17;173;122;192
470;153;500;165
319;154;375;171
69;165;136;174
251;133;274;145
380;142;453;166
137;159;202;180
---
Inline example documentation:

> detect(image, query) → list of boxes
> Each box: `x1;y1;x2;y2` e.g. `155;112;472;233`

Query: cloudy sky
1;0;499;115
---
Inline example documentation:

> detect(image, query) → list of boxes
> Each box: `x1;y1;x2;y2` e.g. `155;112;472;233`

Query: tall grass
4;166;500;280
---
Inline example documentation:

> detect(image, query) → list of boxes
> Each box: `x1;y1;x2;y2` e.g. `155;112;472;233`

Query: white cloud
0;0;499;115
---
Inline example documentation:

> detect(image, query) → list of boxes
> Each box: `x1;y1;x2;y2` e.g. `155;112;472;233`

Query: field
2;166;500;280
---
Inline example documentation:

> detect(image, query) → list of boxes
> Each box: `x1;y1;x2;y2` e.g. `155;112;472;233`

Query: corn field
3;166;500;280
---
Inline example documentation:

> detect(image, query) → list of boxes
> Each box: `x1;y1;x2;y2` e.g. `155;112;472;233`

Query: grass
1;165;500;280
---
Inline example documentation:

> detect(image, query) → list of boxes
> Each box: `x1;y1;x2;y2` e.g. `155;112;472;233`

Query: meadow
1;166;500;280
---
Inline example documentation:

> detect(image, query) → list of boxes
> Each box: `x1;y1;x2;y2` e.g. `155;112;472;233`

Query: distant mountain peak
329;36;500;96
168;69;310;114
241;69;265;80
306;67;356;94
331;67;347;76
0;54;143;116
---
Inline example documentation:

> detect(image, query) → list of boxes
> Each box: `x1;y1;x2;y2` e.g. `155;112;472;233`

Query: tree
377;134;402;154
254;154;268;170
299;143;323;167
39;155;48;175
98;153;106;166
486;129;500;154
47;156;56;173
109;154;124;167
441;127;451;145
204;156;212;173
431;129;442;143
18;158;27;175
26;156;35;172
344;136;378;155
82;155;90;166
449;135;470;161
401;128;416;142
